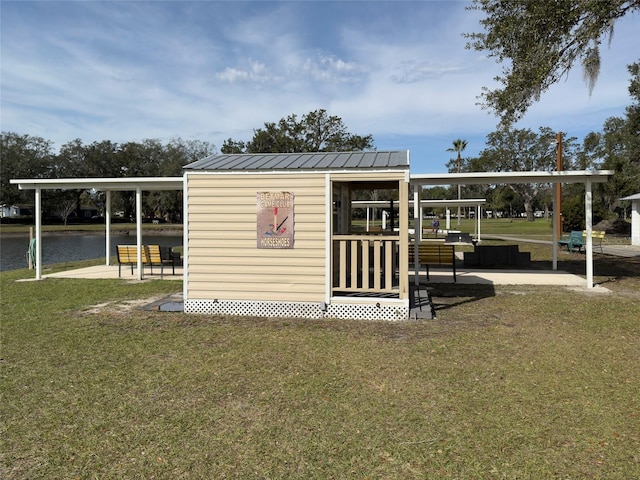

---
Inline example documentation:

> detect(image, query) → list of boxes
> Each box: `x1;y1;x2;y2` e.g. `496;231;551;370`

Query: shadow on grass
424;249;640;317
557;252;640;286
427;283;497;315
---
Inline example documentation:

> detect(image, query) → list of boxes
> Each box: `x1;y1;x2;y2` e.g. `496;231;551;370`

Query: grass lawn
1;233;639;478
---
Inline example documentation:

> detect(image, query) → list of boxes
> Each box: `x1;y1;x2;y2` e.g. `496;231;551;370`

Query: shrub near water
1;254;640;478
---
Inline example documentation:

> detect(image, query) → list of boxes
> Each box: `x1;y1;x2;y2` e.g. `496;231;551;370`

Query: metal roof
183;151;409;171
621;193;640;201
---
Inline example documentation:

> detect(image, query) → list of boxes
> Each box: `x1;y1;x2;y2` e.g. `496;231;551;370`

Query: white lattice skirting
184;299;409;321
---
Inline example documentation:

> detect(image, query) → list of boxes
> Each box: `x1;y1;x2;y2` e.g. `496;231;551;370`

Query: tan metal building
182;151;411;321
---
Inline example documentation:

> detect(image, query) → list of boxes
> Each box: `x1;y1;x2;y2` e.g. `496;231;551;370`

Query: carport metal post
476;204;481;242
105;190;111;265
136;186;143;280
34;186;42;280
413;189;420;286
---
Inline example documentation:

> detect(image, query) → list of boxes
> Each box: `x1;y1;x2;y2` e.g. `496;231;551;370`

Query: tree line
435;61;640;229
0;109;373;224
2;2;638;229
1;90;638;229
0;136;215;223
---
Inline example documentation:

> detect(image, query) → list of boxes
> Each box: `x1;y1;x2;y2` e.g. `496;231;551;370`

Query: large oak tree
474;126;578;220
221;109;374;154
465;0;640;125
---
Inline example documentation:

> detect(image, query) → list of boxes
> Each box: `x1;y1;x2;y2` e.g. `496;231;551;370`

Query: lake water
0;234;183;272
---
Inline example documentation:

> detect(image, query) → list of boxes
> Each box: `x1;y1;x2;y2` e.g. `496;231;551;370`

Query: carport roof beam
10;177;183;191
410;170;614;186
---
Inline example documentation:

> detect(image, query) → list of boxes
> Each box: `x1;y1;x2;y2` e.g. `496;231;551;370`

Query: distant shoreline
0;227;183;238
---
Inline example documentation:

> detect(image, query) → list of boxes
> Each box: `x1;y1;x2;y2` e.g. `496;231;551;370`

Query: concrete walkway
416;268;587;286
486;235;640;257
35;264;183;281
37;263;585;287
33;262;607;320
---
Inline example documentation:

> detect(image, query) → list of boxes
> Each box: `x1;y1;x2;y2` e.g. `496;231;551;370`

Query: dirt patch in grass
81;295;169;315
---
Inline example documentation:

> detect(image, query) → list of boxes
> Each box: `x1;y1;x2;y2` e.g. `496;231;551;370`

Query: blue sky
1;1;638;174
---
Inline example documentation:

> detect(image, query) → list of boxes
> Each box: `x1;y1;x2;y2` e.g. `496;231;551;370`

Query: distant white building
0;204;31;218
621;193;640;246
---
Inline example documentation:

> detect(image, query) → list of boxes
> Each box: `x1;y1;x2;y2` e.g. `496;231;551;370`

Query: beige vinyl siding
186;173;327;302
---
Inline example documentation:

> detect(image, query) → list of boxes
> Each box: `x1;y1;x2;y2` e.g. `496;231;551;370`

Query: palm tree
447;139;468;225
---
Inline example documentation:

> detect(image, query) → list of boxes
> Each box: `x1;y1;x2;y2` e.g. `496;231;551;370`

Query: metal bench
584;230;606;253
116;245;138;277
409;243;456;282
558;230;605;253
558;231;584;253
116;244;176;277
144;244;176;277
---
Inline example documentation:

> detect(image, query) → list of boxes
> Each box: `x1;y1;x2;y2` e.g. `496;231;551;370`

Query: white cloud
1;0;638;172
215;59;279;83
301;54;369;83
390;61;467;84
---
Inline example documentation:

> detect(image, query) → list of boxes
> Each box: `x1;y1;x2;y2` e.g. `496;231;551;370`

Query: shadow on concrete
410;282;496;320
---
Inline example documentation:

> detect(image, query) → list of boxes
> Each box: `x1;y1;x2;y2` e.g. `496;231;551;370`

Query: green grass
359;216;632;243
5;218;628;244
456;217;555;236
2;246;640;478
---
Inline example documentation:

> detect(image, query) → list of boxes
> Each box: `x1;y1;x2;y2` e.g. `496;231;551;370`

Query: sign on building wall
257;192;294;248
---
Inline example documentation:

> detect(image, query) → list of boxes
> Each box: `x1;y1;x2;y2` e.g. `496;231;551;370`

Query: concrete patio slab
34;264;590;288
37;264;183;281
418;268;588;286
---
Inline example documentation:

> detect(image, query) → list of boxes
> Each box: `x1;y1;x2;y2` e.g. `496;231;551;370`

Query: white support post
476;204;481;242
136;187;143;280
585;178;594;288
105;190;111;266
35;186;42;280
413;189;420;286
366;207;370;232
416;193;423;242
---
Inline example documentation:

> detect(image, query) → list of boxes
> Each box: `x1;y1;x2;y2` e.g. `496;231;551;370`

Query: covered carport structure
415;198;486;242
10;177;183;280
350;198;486;239
12;168;615;290
410;170;614;289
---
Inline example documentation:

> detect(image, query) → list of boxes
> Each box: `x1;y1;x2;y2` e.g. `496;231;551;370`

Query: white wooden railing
332;235;399;295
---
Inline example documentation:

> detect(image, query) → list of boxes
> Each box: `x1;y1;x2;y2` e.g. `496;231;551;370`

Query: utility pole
555;132;563;240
